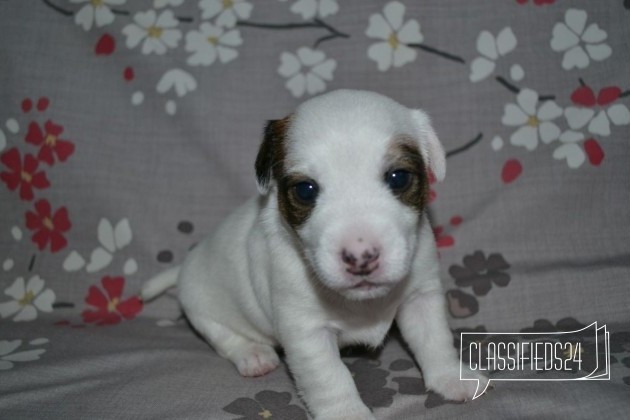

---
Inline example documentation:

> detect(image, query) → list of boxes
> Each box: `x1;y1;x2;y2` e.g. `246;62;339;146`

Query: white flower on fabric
550;8;611;70
63;218;134;273
154;0;184;8
280;0;339;20
122;9;182;55
70;0;126;31
564;105;630;137
157;69;198;96
502;88;563;151
0;276;55;322
199;0;253;28
278;47;336;98
0;339;47;370
185;23;243;66
365;1;423;72
553;131;587;169
469;27;517;82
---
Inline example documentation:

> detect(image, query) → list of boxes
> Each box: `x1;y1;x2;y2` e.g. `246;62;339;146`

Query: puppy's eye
385;169;412;193
293;181;319;205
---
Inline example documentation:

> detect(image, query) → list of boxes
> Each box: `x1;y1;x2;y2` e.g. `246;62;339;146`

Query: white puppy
142;89;488;419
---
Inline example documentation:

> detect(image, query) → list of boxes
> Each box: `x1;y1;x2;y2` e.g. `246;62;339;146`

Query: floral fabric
0;0;629;418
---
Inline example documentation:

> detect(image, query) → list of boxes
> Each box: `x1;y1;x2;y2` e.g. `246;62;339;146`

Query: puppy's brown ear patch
255;117;290;194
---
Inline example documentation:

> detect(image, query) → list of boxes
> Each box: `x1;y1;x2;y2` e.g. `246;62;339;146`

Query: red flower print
571;86;622;108
516;0;554;5
433;226;454;248
25;199;71;252
25;120;75;165
82;276;143;326
1;148;50;200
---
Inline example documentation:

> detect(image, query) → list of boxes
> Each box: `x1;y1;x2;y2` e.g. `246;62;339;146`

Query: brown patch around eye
254;116;316;229
385;138;430;214
278;174;318;229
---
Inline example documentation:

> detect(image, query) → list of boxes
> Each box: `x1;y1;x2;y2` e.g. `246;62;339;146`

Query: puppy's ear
255;118;289;194
410;109;446;182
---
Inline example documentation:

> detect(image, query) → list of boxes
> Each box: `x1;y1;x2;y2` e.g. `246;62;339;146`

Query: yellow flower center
19;290;35;306
388;32;400;50
147;26;163;39
207;36;219;45
45;134;57;147
527;116;540;127
108;297;120;313
21;170;33;183
223;0;234;9
258;409;272;419
43;217;54;231
91;0;104;7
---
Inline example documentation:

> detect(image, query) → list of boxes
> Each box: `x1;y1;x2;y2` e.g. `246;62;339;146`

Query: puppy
142;89;488;419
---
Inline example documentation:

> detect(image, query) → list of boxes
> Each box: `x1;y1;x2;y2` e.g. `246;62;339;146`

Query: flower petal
1;348;45;362
286;74;306;98
588;111;610;136
502;103;529;126
565;9;588;36
539;121;560;144
102;276;125;301
367;42;393;72
564;106;595;130
585;43;612;62
0;340;22;357
537;101;563;121
5;277;26;300
311;59;336;81
0;301;21;319
383;1;405;31
562;46;589;70
496;27;517;56
26;275;45;296
582;23;607;43
476;30;498;60
607;104;630;126
278;52;301;77
397;19;422;44
13;305;37;322
33;289;56;312
365;13;390;40
392;44;416;67
469;57;495;83
550;22;579;52
510;125;538;151
516;88;539;116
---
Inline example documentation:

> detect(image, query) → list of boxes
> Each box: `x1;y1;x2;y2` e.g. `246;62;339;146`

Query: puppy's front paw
232;343;280;377
426;365;489;402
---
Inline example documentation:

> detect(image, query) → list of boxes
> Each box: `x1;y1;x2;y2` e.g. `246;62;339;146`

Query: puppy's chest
335;316;394;348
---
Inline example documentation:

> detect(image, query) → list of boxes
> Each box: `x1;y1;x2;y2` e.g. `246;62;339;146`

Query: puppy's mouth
349;280;385;290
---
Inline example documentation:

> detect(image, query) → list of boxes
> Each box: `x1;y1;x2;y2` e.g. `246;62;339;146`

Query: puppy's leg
396;290;489;401
191;318;280;377
281;328;376;420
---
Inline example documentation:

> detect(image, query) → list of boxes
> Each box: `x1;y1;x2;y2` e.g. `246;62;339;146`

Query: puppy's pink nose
341;238;380;276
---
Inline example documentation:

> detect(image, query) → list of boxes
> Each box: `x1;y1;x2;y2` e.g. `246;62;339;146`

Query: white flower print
278;47;336;98
550;9;612;70
564;105;630;137
185;23;243;66
157;69;198;96
502;88;563;151
199;0;253;28
280;0;339;20
122;9;182;55
469;27;517;82
70;0;126;31
365;1;423;72
0;339;48;370
63;218;137;274
0;276;56;322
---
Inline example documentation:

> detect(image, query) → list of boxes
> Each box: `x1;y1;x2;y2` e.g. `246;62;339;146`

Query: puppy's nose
341;239;380;276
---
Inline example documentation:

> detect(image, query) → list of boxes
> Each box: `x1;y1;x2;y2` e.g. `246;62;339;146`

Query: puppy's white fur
142;90;488;419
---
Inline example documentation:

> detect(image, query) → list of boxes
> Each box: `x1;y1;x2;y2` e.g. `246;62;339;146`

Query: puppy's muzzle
341;239;381;277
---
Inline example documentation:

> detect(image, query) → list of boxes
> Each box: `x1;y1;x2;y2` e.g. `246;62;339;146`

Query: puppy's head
256;90;445;300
